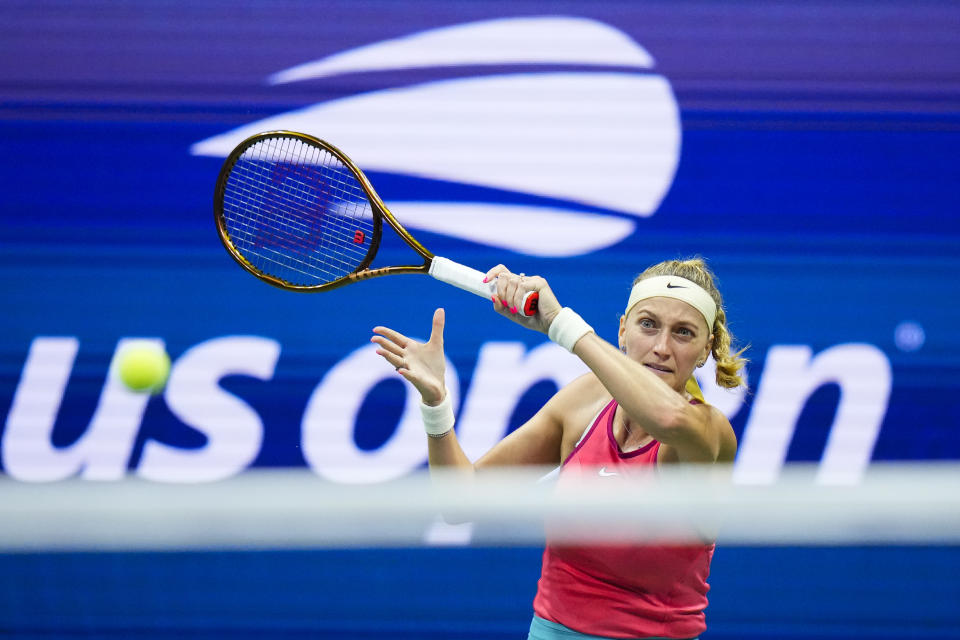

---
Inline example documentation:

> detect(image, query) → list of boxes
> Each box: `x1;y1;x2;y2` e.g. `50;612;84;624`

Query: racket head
214;131;386;292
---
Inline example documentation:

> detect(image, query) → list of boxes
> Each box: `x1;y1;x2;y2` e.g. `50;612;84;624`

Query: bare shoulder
659;402;738;464
547;372;607;414
711;404;738;462
546;373;611;457
473;372;609;469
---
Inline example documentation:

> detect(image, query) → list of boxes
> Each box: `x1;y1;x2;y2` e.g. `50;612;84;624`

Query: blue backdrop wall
1;1;958;638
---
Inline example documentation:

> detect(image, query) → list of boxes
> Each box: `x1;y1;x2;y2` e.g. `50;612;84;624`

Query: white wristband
547;307;594;353
420;392;455;437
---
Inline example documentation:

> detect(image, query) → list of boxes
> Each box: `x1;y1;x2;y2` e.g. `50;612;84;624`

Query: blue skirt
527;615;698;640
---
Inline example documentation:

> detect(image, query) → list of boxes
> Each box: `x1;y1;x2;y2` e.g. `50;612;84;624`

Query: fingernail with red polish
482;277;488;283
511;306;518;314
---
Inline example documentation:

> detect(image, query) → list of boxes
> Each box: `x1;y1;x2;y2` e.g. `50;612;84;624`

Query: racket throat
350;264;426;282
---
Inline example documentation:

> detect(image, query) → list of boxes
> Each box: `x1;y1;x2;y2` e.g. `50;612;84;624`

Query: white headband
625;275;717;330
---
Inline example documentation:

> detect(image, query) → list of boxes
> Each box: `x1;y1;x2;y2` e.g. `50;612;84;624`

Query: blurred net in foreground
0;464;958;640
0;463;958;550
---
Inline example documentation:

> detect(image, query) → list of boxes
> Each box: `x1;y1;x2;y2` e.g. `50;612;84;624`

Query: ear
700;333;715;365
618;315;626;350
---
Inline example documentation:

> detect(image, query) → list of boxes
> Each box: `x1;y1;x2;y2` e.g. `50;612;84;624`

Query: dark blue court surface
1;546;957;639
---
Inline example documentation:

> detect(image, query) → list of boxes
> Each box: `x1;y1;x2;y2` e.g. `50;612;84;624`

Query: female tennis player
371;257;746;640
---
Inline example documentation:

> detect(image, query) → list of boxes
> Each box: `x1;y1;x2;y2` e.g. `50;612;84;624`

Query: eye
638;318;656;329
674;326;697;341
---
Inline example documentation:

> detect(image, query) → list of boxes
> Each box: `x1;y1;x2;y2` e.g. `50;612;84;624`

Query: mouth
643;363;673;374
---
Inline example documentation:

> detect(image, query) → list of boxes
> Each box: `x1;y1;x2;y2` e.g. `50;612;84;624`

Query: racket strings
234;137;370;279
224;178;351;281
221;136;376;286
225;160;364;278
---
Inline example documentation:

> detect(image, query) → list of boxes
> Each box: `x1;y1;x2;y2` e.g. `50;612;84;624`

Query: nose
651;329;670;359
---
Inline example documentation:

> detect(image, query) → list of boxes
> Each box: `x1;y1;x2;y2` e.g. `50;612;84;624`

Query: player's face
619;297;713;393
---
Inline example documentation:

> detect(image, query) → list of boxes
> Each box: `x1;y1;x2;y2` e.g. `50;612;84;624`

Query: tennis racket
214;130;539;316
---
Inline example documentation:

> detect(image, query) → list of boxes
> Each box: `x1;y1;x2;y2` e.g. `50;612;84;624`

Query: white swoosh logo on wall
378;202;635;257
267;16;655;84
191;73;678;217
190;17;681;256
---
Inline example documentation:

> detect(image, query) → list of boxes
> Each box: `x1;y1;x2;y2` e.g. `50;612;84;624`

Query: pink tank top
532;399;713;639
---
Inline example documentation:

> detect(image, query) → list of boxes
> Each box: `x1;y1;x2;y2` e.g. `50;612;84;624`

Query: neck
616;409;651;451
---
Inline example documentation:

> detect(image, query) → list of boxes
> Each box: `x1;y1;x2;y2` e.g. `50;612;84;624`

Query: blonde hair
633;257;748;389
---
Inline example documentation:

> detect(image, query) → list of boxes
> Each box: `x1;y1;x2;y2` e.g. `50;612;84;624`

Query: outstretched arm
371;309;473;473
371;308;567;473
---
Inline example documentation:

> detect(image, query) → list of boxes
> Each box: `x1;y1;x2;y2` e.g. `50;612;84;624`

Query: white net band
1;463;958;551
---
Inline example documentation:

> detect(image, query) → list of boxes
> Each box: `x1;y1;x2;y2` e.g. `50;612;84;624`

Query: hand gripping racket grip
429;257;539;317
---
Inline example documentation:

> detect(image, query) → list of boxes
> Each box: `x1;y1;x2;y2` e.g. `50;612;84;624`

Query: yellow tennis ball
116;343;170;393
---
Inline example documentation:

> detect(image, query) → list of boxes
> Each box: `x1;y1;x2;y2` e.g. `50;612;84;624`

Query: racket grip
429;256;538;317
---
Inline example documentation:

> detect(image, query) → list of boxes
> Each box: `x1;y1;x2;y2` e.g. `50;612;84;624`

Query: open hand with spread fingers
371;308;448;405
